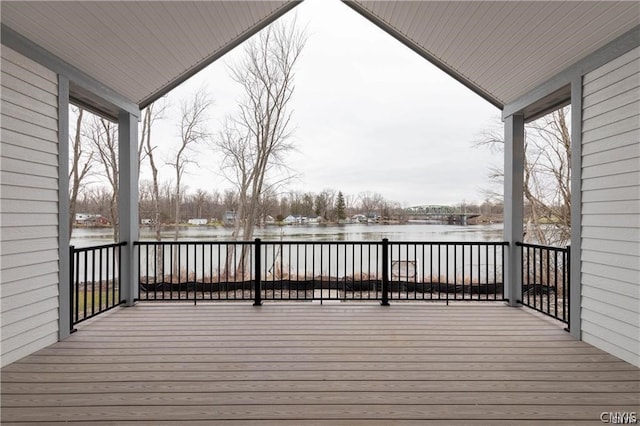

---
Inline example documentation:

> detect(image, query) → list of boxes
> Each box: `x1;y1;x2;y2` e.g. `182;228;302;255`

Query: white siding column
504;114;525;306
569;77;582;339
118;111;139;306
57;75;70;339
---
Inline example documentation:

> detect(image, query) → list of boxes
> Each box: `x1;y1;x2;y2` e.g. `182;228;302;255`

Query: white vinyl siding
581;46;640;367
0;46;59;367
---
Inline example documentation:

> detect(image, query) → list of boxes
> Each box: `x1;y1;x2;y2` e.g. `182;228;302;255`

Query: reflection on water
70;223;504;248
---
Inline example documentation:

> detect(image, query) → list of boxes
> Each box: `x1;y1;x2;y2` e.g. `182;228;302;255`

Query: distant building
188;218;208;226
283;215;305;224
75;213;109;226
74;213;91;224
352;214;367;223
224;211;236;224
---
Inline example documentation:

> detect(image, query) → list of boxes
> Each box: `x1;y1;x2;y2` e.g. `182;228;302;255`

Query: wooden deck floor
2;303;639;424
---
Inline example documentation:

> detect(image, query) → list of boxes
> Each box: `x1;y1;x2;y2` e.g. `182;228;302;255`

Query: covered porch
2;303;638;424
1;3;639;424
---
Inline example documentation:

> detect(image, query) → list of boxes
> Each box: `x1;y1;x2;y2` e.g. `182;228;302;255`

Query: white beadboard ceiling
1;1;299;113
1;0;638;115
347;1;640;107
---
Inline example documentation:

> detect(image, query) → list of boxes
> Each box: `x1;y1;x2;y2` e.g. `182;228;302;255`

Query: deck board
2;303;638;424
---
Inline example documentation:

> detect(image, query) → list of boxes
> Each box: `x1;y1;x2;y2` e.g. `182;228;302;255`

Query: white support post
569;77;583;338
118;111;139;306
58;75;71;339
504;114;525;307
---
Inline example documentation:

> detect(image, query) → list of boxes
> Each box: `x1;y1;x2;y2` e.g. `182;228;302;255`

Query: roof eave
138;0;303;110
342;0;504;111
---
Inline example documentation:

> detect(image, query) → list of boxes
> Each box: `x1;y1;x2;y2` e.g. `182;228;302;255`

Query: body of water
70;223;504;247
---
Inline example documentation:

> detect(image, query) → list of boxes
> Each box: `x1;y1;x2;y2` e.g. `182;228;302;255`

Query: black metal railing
70;242;126;329
388;241;507;302
69;239;573;330
517;242;570;327
135;240;255;302
134;239;507;304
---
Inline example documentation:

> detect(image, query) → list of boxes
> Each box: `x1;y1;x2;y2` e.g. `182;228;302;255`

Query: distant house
75;213;109;226
74;213;91;224
283;215;305;224
352;214;367;223
224;211;236;224
188;218;208;226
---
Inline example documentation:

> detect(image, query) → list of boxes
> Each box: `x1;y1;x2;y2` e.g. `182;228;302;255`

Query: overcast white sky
147;0;503;207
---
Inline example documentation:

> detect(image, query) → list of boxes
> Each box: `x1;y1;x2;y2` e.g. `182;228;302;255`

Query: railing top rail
133;240;509;246
386;241;508;246
71;241;127;252
133;240;256;246
516;241;569;251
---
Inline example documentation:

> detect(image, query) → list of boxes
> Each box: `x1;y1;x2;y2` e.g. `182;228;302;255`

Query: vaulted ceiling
347;1;639;108
1;1;298;114
2;0;638;116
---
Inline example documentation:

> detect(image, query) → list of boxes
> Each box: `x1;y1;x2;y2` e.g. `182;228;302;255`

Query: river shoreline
70;222;504;248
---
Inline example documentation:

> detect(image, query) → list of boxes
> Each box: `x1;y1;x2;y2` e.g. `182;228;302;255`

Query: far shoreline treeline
72;188;505;229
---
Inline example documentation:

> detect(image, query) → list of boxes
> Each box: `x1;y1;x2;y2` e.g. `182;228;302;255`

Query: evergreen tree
335;191;346;220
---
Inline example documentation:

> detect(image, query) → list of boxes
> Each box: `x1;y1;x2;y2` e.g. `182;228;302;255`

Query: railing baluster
144;244;149;301
445;244;449;304
554;249;559;321
381;238;389;306
414;243;419;300
69;246;75;332
432;243;436;301
117;244;123;302
485;244;489;300
91;248;96;316
208;243;213;300
494;244;497;300
105;246;111;308
112;245;116;303
461;244;465;300
254;238;262;306
520;247;531;305
83;250;88;320
546;248;551;316
566;245;570;330
296;243;300;300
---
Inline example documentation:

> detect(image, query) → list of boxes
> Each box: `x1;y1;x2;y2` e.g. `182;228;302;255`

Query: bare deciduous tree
191;189;209;219
68;107;94;238
88;115;119;241
141;100;168;242
358;191;385;217
475;106;571;246
214;20;306;276
169;89;213;240
522;108;571;245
